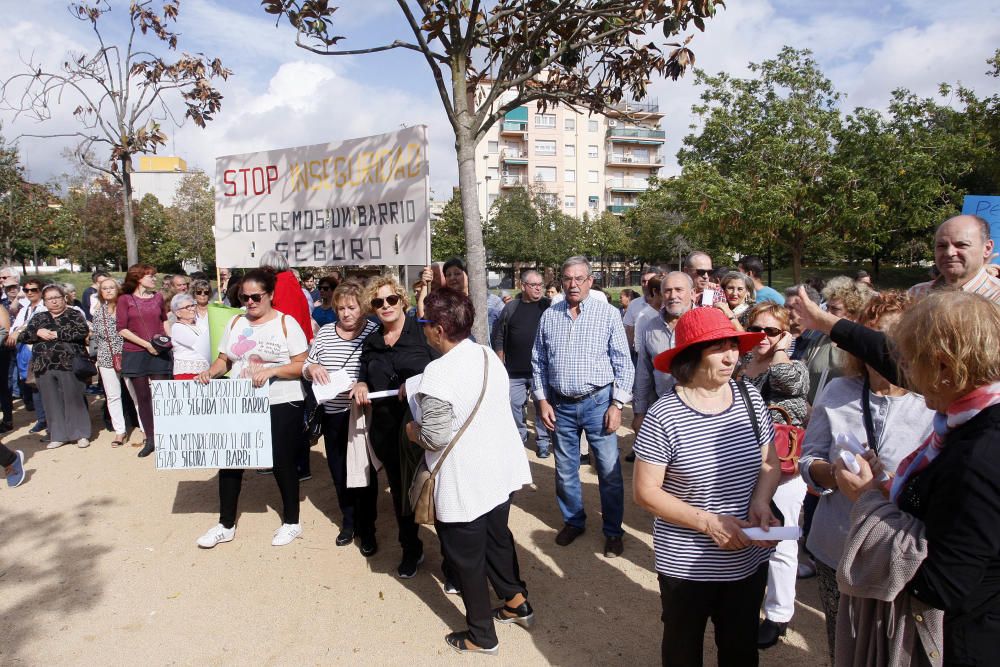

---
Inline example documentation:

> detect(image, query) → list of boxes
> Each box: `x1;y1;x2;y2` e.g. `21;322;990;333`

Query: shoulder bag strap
101;304;117;359
861;374;879;454
737;379;763;446
429;347;490;477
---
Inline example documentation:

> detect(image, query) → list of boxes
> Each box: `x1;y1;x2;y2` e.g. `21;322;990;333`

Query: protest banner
962;195;1000;264
214;126;431;268
152;379;272;470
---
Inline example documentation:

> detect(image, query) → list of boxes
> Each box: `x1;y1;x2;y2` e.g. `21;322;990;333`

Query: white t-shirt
632;303;658;334
622;294;648;326
590;290;609;303
219;313;308;404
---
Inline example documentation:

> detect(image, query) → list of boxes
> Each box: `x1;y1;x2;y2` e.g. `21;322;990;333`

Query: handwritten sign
152;379;272;470
214;126;431;268
962;195;1000;264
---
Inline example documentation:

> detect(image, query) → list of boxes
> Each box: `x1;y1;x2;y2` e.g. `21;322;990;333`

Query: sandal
444;631;498;656
493;601;535;629
111;437;125;448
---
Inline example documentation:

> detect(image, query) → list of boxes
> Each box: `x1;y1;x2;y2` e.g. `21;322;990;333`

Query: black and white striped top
305;320;379;414
633;379;775;581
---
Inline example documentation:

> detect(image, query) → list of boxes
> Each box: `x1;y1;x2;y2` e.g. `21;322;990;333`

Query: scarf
890;381;1000;502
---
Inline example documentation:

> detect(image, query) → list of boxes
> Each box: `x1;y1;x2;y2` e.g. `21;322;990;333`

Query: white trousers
98;366;126;435
764;474;808;623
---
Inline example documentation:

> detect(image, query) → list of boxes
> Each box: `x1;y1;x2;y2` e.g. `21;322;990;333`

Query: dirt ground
0;398;831;666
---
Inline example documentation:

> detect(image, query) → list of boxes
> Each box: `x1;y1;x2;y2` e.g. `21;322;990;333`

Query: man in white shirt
623;270;657;352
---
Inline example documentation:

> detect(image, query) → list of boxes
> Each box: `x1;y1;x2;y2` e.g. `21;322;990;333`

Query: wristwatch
611;399;625;410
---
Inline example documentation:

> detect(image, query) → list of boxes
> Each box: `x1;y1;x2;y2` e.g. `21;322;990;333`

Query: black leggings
129;374;170;444
0;347;12;424
0;442;16;468
322;410;378;538
218;402;303;528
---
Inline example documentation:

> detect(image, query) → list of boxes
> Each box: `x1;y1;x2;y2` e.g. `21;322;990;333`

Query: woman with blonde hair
91;277;128;447
821;276;874;320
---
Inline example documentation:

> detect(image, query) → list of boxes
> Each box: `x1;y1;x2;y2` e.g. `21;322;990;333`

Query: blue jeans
509;377;551;455
552;385;624;537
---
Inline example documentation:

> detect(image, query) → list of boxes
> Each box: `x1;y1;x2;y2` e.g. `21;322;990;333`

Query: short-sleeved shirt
633;380;776;581
219;313;308;404
755;285;786;305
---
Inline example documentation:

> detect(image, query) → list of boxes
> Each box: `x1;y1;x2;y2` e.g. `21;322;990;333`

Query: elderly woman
404;288;534;655
190;278;212;326
821;275;874;320
715;271;756;331
91;277;128;446
169;293;211;380
735;302;810;649
195;269;309;548
798;291;933;664
354;275;438;578
633;307;780;667
830;291;1000;666
303;280;379;554
18;284;91;449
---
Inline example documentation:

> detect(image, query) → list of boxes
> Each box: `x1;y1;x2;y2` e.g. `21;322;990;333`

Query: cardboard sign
962;195;1000;264
214;126;431;267
152;379;272;470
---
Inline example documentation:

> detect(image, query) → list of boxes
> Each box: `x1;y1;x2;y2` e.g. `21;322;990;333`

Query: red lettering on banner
223;166;280;197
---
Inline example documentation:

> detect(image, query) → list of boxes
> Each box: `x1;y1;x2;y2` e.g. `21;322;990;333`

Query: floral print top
18;308;90;376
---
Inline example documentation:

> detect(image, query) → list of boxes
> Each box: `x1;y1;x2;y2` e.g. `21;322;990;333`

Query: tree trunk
121;155;138;266
455;130;488;343
872;253;881;279
791;235;803;285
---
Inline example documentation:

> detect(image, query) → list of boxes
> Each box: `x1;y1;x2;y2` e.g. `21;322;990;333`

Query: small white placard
311;369;354;403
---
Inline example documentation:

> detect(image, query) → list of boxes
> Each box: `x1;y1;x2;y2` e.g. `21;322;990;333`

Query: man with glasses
492;269;552;458
532;256;634;557
682;251;724;307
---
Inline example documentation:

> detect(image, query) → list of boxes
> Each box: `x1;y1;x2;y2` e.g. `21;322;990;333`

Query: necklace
677;384;731;415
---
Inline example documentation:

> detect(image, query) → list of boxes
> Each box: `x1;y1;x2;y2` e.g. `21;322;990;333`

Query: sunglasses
239;292;266;304
693;269;712;277
319;285;334;291
23;287;39;293
747;325;784;337
193;290;211;296
370;295;401;309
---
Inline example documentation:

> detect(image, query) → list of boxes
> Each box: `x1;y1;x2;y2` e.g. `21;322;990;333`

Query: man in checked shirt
532;256;635;558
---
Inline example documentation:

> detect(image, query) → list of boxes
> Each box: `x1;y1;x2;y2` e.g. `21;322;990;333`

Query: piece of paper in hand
310;369;354;403
701;290;714;306
742;526;800;541
367;389;401;400
405;374;423;422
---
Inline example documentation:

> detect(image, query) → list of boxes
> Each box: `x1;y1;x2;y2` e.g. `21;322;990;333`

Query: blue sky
2;0;998;199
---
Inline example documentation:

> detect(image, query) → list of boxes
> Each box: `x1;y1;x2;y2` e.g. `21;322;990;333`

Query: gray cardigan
800;375;934;569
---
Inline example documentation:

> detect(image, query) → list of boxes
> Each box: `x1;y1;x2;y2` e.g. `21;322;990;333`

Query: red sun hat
653;307;766;373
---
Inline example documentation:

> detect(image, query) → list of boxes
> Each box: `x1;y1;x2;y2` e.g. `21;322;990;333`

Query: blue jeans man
508;377;552;457
552;385;623;539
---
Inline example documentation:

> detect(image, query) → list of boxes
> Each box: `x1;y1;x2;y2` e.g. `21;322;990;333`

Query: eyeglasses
239;292;266;304
692;269;712;277
4;285;19;291
23;288;39;293
370;295;401;309
193;290;211;296
178;304;196;310
747;325;784;337
561;275;590;285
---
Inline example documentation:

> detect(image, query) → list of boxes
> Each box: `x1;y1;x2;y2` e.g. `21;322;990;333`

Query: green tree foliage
136;194;184;272
586;211;633;280
167;172;216;266
431;192;467;261
485;187;587;270
625;180;691;268
53;179;127;270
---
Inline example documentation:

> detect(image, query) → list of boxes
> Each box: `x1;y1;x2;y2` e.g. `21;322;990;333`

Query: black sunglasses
693;269;712;277
747;325;784;337
319;285;334;291
370;295;401;309
23;287;39;293
194;290;211;295
239;292;265;304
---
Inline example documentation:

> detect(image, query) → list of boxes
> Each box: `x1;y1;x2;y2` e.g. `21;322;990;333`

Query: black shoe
359;536;378;557
335;529;354;547
604;535;624;558
579;453;590;467
555;524;585;546
298;471;312;482
137;442;155;458
397;552;424;578
757;619;787;649
0;421;11;433
444;631;498;655
624;451;636;462
443;578;462;595
536;449;551;459
493;601;535;629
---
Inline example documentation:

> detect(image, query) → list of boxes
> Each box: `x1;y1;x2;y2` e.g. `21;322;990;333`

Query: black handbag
73;353;98;381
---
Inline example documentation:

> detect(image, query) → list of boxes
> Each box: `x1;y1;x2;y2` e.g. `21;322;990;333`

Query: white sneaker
46;441;65;450
197;523;236;549
272;523;303;546
77;438;90;448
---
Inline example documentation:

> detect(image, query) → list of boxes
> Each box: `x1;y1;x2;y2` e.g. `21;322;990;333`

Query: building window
488;194;499;207
588;145;599;158
487;167;499;181
535;113;556;128
534;140;556;156
488;141;498;154
564;144;575;157
565;169;576;182
564;117;575;131
588;195;600;208
587;170;599;183
534;166;556;182
588;119;599;132
564;195;576;209
540;193;559;206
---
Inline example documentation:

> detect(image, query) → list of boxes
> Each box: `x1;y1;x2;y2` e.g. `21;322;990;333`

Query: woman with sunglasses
169;294;211;380
354;276;439;578
311;276;339;330
736;302;810;650
195;268;309;549
118;264;170;458
190;279;212;326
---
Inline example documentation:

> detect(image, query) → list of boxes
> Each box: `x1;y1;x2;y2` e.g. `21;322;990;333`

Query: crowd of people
2;212;999;664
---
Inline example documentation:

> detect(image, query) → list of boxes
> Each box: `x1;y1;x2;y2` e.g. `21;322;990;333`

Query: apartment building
474;95;665;220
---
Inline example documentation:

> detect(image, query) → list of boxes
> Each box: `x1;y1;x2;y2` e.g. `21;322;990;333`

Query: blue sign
963;195;1000;264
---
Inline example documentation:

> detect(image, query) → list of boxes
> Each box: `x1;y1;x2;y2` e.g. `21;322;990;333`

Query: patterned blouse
91;303;124;369
18;308;90;376
738;357;810;427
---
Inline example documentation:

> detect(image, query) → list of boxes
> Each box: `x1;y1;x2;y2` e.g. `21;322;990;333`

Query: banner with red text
214;126;430;267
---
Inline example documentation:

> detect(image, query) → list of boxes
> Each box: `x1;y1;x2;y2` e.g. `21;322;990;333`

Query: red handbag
768;405;804;476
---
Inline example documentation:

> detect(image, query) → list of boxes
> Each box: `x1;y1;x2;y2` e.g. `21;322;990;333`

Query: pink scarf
891;381;1000;502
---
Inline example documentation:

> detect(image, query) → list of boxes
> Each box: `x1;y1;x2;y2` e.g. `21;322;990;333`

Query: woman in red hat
632;306;782;667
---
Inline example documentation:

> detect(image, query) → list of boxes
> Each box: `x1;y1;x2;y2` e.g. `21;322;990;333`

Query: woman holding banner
195;268;309;549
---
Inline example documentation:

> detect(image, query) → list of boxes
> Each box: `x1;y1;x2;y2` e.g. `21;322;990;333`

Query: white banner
152;379;273;470
214;126;430;267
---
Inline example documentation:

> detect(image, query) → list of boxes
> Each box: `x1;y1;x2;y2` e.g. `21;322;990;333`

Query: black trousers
218;402;303;528
658;563;768;667
0;347;12;424
322;410;378;539
369;403;421;558
436;497;527;649
0;442;16;467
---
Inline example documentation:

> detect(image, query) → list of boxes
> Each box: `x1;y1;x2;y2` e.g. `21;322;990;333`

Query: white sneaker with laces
197;523;236;549
272;523;303;546
77;438;90;448
46;441;65;450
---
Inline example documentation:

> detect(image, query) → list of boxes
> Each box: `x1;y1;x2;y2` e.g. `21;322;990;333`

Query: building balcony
500;149;528;164
606;153;663;167
606;178;649;192
606;127;665;144
500;120;528;136
500;174;528;188
604;99;664;116
607;204;637;215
